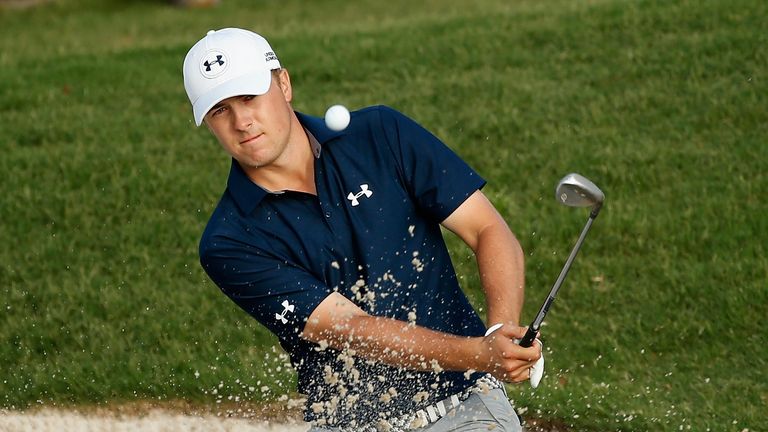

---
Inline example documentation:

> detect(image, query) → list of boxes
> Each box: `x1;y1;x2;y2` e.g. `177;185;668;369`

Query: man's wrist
464;336;489;372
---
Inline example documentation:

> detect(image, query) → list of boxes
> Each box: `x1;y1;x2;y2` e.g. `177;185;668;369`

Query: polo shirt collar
226;111;343;214
295;111;346;144
226;159;269;215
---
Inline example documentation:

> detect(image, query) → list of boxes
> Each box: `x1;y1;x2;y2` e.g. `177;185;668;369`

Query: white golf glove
529;339;544;388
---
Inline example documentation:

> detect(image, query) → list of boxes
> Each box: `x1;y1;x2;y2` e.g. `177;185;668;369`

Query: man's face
204;70;294;170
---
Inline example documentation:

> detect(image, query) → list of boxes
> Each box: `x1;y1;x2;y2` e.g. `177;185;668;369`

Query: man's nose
232;105;254;131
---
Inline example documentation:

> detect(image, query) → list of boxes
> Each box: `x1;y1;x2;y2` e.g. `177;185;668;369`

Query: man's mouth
240;133;263;144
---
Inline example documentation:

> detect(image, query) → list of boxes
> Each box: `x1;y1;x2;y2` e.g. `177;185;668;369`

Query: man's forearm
475;222;525;326
305;313;484;373
302;292;541;382
440;191;526;328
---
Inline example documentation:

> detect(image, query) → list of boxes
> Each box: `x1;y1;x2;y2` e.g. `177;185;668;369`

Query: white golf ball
324;105;350;131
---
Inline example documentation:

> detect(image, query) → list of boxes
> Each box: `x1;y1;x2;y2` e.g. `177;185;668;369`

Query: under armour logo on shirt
347;184;373;206
275;300;295;324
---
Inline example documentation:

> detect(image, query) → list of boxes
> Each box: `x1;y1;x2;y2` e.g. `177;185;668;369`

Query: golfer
183;28;541;432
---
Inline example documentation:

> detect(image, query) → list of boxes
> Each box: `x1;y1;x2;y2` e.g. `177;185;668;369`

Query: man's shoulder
198;191;244;256
353;104;397;116
299;105;405;140
351;105;403;126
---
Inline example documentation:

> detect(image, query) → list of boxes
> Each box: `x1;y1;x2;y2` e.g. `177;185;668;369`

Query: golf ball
324;105;350;131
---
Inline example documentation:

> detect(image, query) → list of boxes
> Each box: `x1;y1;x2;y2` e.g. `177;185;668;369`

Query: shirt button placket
317;199;335;233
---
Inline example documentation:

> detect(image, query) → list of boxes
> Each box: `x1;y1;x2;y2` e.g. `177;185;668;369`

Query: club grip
518;327;538;348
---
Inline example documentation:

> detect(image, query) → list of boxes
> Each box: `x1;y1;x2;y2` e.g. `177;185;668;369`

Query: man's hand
477;325;542;383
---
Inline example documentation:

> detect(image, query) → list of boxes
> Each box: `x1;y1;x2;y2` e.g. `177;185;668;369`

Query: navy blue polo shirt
199;105;488;427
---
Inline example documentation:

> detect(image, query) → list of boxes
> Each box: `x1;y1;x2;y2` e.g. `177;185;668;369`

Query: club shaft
519;211;599;347
534;214;596;328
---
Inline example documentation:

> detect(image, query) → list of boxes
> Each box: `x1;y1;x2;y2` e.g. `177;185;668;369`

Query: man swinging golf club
183;28;541;431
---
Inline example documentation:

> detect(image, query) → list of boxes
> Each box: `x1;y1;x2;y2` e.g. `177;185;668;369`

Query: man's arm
302;292;539;383
441;190;525;327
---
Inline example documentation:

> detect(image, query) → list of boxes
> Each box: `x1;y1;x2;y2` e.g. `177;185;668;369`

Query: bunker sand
0;400;566;431
0;408;309;432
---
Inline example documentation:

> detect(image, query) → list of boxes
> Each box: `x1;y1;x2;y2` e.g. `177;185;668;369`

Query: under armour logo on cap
203;55;224;72
200;50;228;78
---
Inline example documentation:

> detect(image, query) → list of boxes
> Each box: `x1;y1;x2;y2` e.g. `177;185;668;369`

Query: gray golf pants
307;388;522;432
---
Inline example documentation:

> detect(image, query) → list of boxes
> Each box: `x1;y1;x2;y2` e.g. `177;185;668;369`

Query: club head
556;173;605;211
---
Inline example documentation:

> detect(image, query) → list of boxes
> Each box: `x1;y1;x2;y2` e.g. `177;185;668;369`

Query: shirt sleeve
377;106;487;222
199;235;331;344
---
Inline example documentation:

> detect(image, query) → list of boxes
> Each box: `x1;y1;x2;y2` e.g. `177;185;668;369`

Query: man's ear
276;69;293;103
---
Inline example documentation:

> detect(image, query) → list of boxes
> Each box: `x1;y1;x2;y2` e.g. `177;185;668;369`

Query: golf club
518;173;605;348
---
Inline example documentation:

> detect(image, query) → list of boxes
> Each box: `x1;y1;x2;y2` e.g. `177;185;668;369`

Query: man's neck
272;139;316;195
242;116;316;195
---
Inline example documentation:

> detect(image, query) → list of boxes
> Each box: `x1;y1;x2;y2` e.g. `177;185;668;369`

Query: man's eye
242;95;256;102
211;106;227;117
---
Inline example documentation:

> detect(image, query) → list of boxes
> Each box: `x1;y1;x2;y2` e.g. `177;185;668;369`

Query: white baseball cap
183;28;281;126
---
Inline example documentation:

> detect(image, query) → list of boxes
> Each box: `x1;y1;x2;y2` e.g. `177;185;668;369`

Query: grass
1;0;766;430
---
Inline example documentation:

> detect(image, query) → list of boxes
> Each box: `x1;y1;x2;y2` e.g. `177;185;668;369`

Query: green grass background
1;0;766;430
